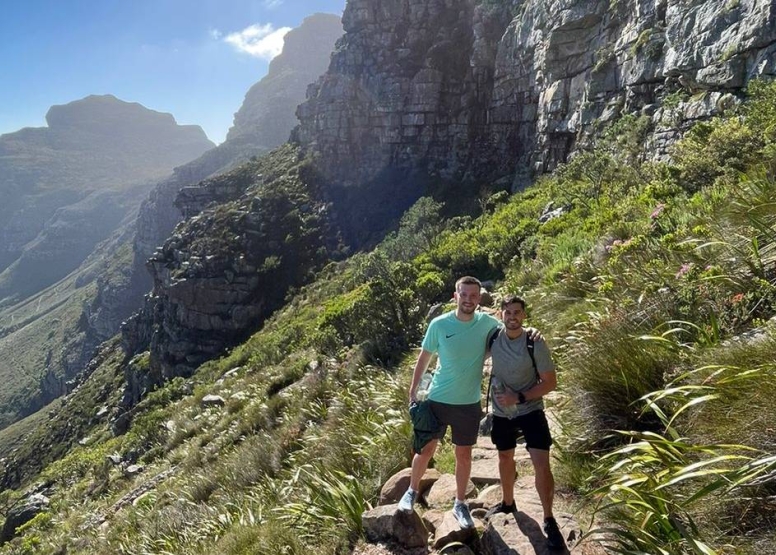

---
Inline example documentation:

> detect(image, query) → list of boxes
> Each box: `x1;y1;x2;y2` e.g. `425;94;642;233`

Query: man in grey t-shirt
485;295;565;550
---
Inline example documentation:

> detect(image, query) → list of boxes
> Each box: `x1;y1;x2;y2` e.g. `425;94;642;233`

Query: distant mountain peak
44;94;206;139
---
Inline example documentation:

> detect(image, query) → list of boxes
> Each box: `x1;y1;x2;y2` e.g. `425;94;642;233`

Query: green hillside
1;81;775;554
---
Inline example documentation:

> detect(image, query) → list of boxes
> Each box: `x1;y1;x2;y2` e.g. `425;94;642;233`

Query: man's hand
526;327;544;342
494;390;519;407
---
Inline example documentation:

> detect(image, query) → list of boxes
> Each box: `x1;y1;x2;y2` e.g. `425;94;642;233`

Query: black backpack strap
484;327;501;414
484;375;492;414
487;327;501;351
526;333;540;382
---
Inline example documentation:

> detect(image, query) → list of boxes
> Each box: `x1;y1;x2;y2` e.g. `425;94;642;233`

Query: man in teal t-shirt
398;276;500;529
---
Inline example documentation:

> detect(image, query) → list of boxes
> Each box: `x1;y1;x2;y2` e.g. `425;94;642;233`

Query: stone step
478;478;586;554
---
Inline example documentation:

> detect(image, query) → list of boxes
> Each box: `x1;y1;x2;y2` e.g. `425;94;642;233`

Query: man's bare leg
529;448;554;519
410;439;439;490
454;444;473;500
498;448;517;505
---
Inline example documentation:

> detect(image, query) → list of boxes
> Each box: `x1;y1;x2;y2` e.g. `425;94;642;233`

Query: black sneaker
543;516;565;550
485;501;516;519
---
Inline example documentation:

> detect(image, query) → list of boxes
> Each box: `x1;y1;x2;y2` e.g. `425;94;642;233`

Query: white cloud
223;23;291;60
263;0;284;8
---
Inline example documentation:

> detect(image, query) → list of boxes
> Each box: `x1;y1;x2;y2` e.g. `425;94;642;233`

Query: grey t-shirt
488;328;554;418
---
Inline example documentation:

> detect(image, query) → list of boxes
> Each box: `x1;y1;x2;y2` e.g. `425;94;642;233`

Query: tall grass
589;361;776;554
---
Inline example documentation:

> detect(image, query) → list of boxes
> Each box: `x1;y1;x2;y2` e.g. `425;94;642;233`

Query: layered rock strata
297;0;776;192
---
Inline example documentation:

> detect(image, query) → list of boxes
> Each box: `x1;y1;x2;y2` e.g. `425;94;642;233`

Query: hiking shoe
452;502;475;529
543;516;565;550
485;501;516;519
398;488;417;513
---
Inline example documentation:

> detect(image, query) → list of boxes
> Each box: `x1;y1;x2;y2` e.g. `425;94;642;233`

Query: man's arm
409;349;433;404
522;370;556;401
493;370;556;406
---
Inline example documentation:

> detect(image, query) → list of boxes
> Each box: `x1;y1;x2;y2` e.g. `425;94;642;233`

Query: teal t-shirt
422;310;500;405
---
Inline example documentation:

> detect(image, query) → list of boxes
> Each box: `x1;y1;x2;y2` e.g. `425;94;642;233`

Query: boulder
379;467;441;505
469;449;501;487
421;509;445;535
425;474;476;508
479;288;494;308
432;510;482;550
479;478;582;553
0;493;49;543
361;504;428;548
124;464;145;477
201;394;226;408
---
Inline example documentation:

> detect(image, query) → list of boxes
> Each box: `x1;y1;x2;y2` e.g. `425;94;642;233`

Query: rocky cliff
119;146;329;411
296;0;776;197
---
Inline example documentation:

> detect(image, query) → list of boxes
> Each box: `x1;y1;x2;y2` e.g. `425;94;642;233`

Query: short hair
455;276;482;290
500;295;526;310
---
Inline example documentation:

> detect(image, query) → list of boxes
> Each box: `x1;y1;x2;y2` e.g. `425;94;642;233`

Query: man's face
455;283;481;315
501;302;526;330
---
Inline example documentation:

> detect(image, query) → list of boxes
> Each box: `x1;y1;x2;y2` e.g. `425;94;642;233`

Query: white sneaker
398;488;417;513
452;502;475;529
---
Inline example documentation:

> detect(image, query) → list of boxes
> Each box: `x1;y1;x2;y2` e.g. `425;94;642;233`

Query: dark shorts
491;409;553;452
428;401;481;446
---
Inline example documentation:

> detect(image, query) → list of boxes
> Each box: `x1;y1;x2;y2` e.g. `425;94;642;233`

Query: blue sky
0;0;345;144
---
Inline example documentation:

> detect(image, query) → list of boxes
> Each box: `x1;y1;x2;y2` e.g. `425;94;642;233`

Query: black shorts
491;409;553;452
428;401;481;446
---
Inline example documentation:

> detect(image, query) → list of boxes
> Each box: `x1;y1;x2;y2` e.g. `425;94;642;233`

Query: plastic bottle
416;372;433;401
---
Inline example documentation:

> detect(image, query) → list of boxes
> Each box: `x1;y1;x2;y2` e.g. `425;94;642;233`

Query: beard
458;303;476;314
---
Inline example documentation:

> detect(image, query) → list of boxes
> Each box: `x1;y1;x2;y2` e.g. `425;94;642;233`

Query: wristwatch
517;391;526;404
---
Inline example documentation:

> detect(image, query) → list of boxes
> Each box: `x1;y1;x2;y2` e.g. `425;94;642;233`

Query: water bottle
416;372;433;401
492;377;518;417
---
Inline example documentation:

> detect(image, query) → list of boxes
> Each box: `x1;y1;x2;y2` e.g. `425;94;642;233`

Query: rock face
119;147;330;408
296;0;776;198
227;13;343;145
0;493;50;544
361;505;429;548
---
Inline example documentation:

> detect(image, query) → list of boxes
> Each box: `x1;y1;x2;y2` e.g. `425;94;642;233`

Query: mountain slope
0;14;343;432
0;94;212;293
0;1;775;553
0;96;212;430
2;84;775;551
